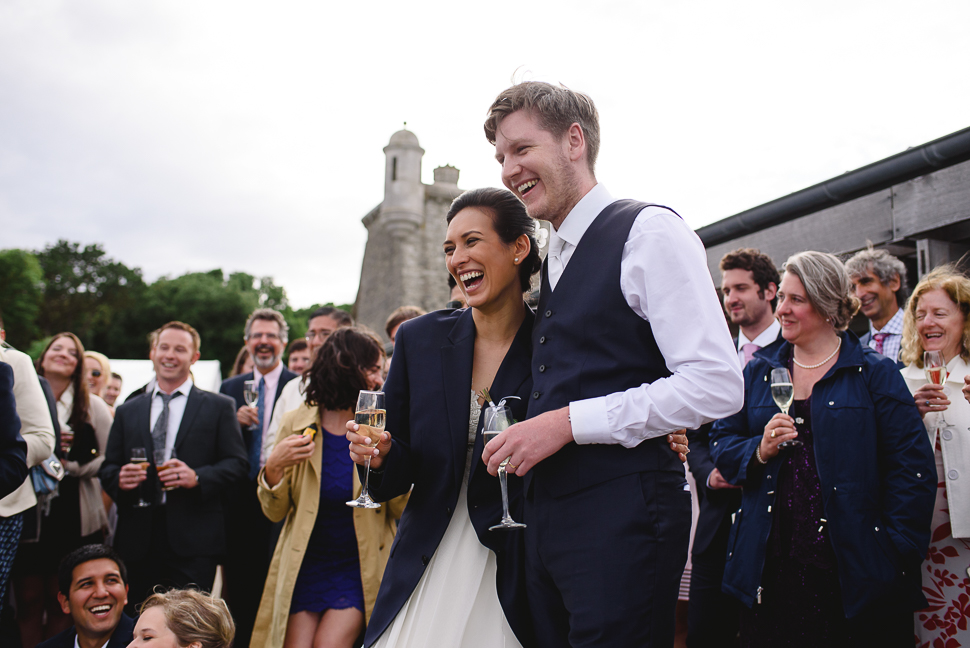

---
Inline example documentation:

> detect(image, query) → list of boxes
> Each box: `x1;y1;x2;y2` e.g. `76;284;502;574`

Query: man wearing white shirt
99;321;246;613
218;308;298;647
481;82;744;647
686;247;779;647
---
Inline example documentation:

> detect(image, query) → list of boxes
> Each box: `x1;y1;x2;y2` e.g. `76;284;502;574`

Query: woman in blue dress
251;327;407;648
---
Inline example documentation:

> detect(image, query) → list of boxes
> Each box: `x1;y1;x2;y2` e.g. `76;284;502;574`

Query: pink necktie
873;332;888;355
742;343;760;367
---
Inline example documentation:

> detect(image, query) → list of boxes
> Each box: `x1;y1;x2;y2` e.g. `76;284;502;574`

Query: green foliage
0;248;45;348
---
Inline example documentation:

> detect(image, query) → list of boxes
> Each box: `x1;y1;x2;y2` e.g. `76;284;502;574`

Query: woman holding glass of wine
711;251;935;646
898;266;970;645
251;327;405;648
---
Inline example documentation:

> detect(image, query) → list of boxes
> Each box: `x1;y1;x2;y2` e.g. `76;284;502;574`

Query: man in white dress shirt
845;247;907;365
481;81;744;647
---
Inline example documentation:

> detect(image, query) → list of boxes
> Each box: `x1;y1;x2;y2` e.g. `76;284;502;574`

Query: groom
481;82;744;647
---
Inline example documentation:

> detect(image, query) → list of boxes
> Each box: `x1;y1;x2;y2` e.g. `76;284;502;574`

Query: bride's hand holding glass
346;421;392;472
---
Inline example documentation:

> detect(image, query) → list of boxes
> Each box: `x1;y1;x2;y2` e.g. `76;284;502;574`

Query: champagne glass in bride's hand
770;368;802;449
347;390;384;509
483;403;526;531
924;350;952;427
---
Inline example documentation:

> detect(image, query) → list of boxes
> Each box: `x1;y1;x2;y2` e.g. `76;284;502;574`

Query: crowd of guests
0;79;967;648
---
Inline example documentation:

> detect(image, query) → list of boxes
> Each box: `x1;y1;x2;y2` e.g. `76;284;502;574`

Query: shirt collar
738;319;781;350
550;183;613;249
870;307;904;335
255;361;283;387
153;376;193;399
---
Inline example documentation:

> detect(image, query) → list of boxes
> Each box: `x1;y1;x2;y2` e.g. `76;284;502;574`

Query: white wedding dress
372;392;522;648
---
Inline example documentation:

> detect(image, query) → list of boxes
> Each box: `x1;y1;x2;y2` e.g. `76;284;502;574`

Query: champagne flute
155;448;177;492
243;380;259;431
770;367;802;449
130;447;151;507
347;390;384;509
924;350;952;427
483;404;526;531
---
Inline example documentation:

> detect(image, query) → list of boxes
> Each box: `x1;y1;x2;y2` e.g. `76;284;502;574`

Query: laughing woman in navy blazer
347;188;539;647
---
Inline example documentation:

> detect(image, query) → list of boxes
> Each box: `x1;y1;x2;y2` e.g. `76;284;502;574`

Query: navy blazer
38;612;135;648
363;308;537;648
219;366;299;452
99;385;248;560
0;362;28;500
711;331;935;617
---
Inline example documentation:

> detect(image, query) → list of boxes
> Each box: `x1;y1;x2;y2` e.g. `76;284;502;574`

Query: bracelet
755;444;767;465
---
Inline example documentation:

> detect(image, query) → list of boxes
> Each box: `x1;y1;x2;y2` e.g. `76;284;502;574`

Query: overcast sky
2;0;968;308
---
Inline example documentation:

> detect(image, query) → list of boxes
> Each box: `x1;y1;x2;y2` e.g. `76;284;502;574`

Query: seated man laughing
39;544;135;648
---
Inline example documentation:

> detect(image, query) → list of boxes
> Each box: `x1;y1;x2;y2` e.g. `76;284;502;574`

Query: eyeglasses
305;330;334;342
246;333;281;342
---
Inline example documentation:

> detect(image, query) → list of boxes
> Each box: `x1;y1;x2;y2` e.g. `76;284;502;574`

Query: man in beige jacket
0;342;57;613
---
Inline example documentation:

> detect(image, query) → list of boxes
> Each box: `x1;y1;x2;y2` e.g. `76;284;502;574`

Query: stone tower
354;129;463;341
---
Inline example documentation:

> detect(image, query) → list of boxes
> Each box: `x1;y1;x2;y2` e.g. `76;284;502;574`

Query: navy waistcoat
528;199;685;496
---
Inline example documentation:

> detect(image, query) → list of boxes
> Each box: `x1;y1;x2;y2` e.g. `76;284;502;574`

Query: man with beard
685;248;779;647
845;247;907;366
219;308;298;647
39;544;134;648
480;81;743;647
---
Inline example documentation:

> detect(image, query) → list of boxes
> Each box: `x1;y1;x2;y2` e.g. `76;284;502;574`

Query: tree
0;248;44;349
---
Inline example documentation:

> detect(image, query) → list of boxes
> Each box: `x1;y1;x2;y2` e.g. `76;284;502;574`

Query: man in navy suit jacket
39;545;135;648
219;308;298;647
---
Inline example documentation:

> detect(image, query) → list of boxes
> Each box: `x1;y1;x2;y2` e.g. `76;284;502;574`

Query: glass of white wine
924;350;952;427
770;367;802;449
483;404;526;531
130;447;151;507
243;380;259;431
347;390;384;509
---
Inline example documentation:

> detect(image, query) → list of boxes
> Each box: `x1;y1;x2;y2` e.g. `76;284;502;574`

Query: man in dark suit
480;83;743;647
39;544;135;648
218;308;298;647
685;248;780;647
846;247;908;366
99;321;247;612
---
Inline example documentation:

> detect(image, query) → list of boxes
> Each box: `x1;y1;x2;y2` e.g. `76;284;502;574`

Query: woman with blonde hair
84;351;111;400
129;589;235;648
898;265;970;645
712;251;935;646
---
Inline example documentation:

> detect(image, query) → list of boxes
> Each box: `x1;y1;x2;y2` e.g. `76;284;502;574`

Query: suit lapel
441;310;476;490
468;310;534;483
174;386;202;452
136;391;154;452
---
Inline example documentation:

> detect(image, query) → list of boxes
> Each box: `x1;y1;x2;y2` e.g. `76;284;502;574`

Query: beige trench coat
250;404;407;648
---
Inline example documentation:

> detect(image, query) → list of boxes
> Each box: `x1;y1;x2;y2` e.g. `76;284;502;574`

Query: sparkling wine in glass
770;367;802;449
483;404;526;531
155;448;177;492
130;447;151;507
924;350;952;427
347;390;384;509
243;380;259;431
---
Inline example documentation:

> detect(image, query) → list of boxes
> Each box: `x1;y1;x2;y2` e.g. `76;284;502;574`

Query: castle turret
381;129;425;237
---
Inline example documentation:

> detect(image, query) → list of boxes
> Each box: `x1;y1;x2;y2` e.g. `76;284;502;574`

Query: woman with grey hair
711;251;935;646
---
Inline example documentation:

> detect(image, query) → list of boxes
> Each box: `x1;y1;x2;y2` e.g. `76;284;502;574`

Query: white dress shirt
150;377;193;459
550;184;744;447
737;319;782;365
263;375;308;467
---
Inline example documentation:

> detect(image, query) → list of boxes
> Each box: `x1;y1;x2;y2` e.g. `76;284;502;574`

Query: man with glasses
219;308;299;647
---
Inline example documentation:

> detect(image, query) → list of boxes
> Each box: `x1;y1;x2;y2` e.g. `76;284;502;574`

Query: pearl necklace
793;337;842;369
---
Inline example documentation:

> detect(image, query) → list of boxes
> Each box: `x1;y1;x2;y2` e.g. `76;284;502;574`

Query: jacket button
421;555;429;565
942;429;954;441
539;336;546;344
948;470;959;480
875;526;880;532
545;310;553;318
446;507;452;516
539;365;546;372
533;391;541;399
828;401;835;406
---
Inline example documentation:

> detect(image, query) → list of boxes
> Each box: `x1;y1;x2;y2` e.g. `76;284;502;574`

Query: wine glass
130;447;151;507
243;380;259;430
924;350;952;427
347;390;384;509
770;367;802;449
483;404;526;531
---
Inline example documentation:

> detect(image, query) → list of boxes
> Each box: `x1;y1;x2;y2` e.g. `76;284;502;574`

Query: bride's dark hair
446;188;541;292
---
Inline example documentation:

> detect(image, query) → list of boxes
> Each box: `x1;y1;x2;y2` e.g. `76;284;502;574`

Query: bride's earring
514;258;519;264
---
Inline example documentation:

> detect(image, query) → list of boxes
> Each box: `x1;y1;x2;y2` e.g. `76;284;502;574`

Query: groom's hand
482;407;573;477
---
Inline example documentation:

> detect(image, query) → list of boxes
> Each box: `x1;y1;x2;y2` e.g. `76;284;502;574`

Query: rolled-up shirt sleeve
570;206;744;447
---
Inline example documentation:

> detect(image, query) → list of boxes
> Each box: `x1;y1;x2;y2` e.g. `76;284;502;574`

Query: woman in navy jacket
711;251;935;647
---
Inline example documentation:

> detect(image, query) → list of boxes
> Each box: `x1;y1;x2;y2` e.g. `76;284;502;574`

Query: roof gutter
696;126;970;248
